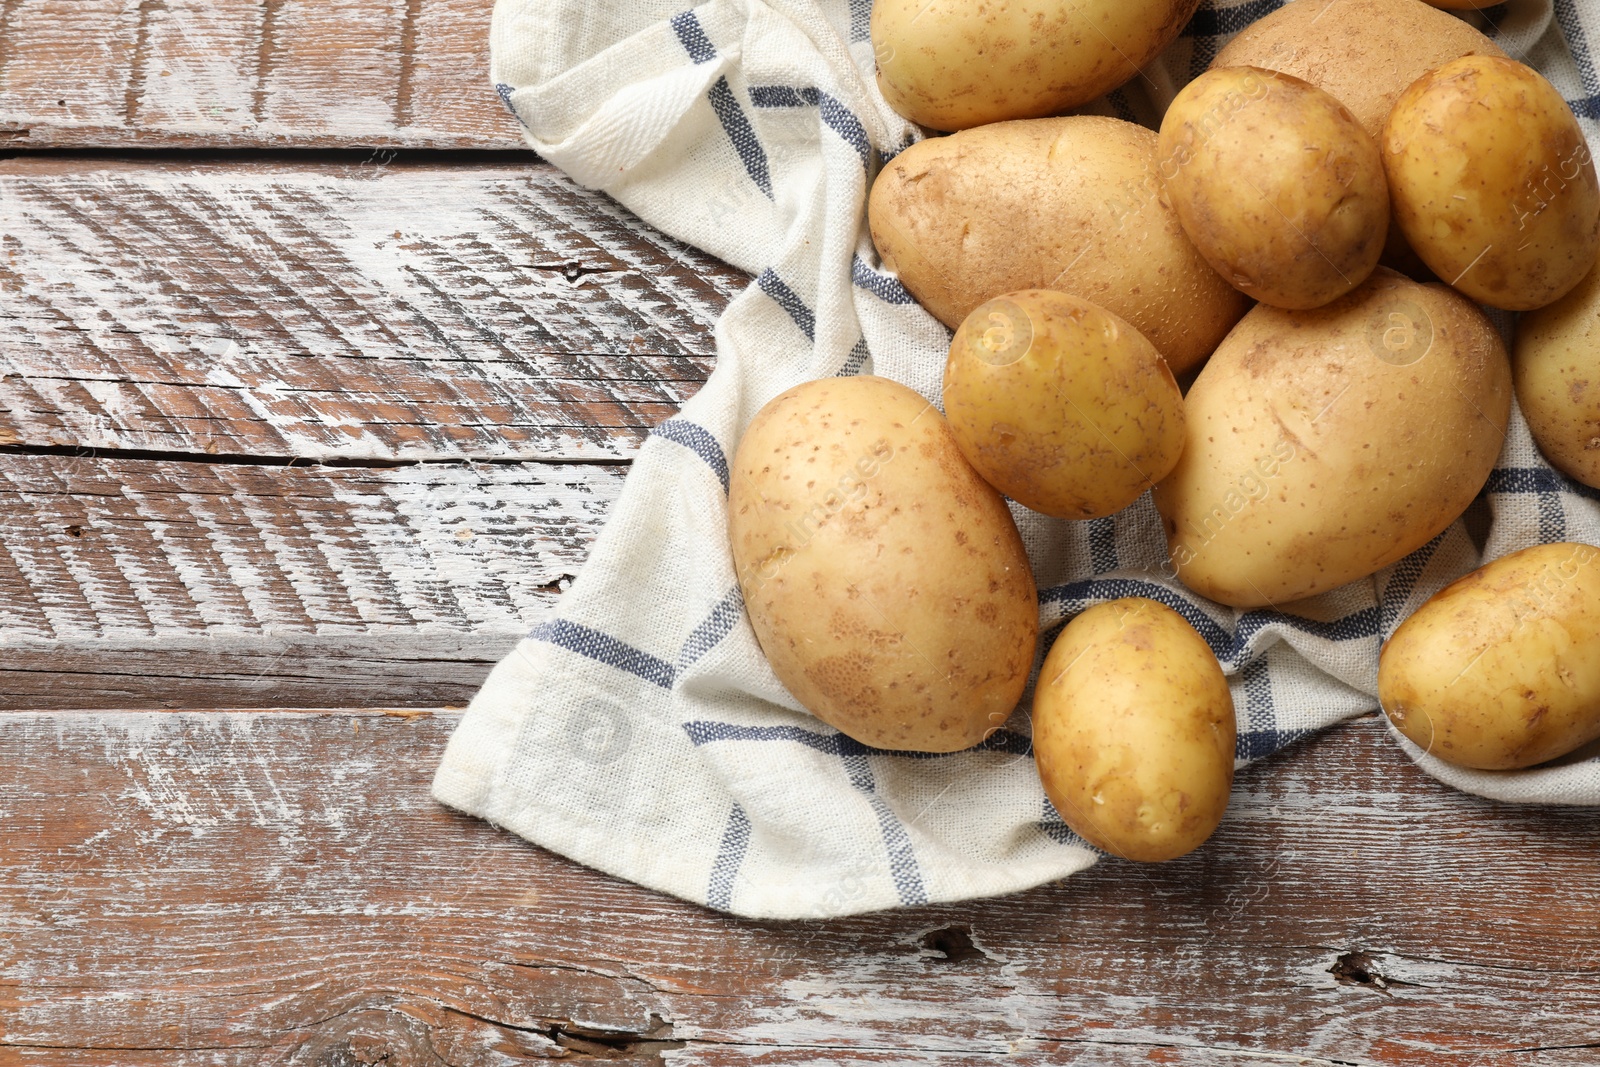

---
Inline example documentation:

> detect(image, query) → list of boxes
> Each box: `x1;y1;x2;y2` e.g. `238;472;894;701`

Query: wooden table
3;4;1598;1063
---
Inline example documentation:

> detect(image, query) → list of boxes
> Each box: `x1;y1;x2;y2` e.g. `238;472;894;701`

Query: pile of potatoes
727;0;1600;863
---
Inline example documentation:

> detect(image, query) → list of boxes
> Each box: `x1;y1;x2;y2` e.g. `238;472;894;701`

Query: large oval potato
1515;255;1600;487
1032;598;1235;862
1158;66;1388;310
942;290;1185;519
1154;269;1511;609
871;0;1200;132
729;376;1037;752
1383;55;1600;311
1211;0;1505;143
869;116;1250;374
1380;543;1600;770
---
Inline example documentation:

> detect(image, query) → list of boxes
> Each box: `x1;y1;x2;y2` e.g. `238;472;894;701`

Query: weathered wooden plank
0;0;524;149
0;453;624;707
0;158;742;462
3;711;1598;1064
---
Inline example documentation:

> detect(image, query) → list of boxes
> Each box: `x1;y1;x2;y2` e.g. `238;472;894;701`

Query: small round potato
1383;55;1600;311
729;376;1037;753
871;0;1201;131
942;290;1185;519
1380;543;1600;770
1032;598;1236;862
1158;67;1389;309
868;116;1250;374
1515;255;1600;487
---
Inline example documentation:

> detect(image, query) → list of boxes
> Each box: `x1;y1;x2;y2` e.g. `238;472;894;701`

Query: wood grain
3;710;1598;1065
0;453;624;708
0;0;525;149
0;157;743;463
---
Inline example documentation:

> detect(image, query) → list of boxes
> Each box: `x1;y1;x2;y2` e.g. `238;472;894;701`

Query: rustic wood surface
5;709;1600;1065
0;157;742;463
5;4;1600;1064
0;0;525;149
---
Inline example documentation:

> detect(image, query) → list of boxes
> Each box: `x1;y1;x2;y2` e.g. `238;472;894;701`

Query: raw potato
1032;598;1235;862
1515;255;1600;487
871;0;1200;132
729;376;1037;753
942;290;1185;519
1383;55;1600;311
869;116;1249;374
1380;543;1600;770
1158;66;1388;310
1154;269;1511;609
1211;0;1505;142
1212;0;1504;277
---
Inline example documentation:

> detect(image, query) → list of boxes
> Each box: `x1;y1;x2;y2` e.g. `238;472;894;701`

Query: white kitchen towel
433;0;1600;919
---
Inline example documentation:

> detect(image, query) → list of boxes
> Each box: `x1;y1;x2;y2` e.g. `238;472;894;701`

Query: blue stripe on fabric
842;753;928;906
1541;487;1568;544
851;256;918;305
1379;531;1447;635
1555;0;1600;118
651;418;731;493
708;77;774;199
683;721;1034;759
1042;577;1382;663
529;619;677;689
1485;467;1600;501
819;91;873;169
1041;578;1233;651
748;85;873;170
749;85;820;108
706;803;752;909
1236;658;1274;761
848;0;872;42
670;10;717;64
493;82;520;121
839;336;872;377
757;268;816;339
1038;795;1085;847
1087;517;1119;574
679;586;744;671
1232;605;1382;652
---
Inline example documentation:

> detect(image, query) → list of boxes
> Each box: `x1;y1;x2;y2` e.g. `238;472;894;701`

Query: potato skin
1515;256;1600;487
1158;67;1388;310
871;0;1200;132
1211;0;1505;143
943;290;1185;519
868;116;1249;374
1213;0;1503;281
1383;55;1600;312
1379;543;1600;770
728;376;1037;753
1153;269;1511;609
1032;598;1235;862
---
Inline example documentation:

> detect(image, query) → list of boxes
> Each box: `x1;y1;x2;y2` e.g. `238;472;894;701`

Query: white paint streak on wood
0;160;745;461
0;0;523;148
0;456;625;643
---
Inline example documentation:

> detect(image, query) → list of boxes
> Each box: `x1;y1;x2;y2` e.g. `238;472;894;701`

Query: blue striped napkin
435;0;1600;919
